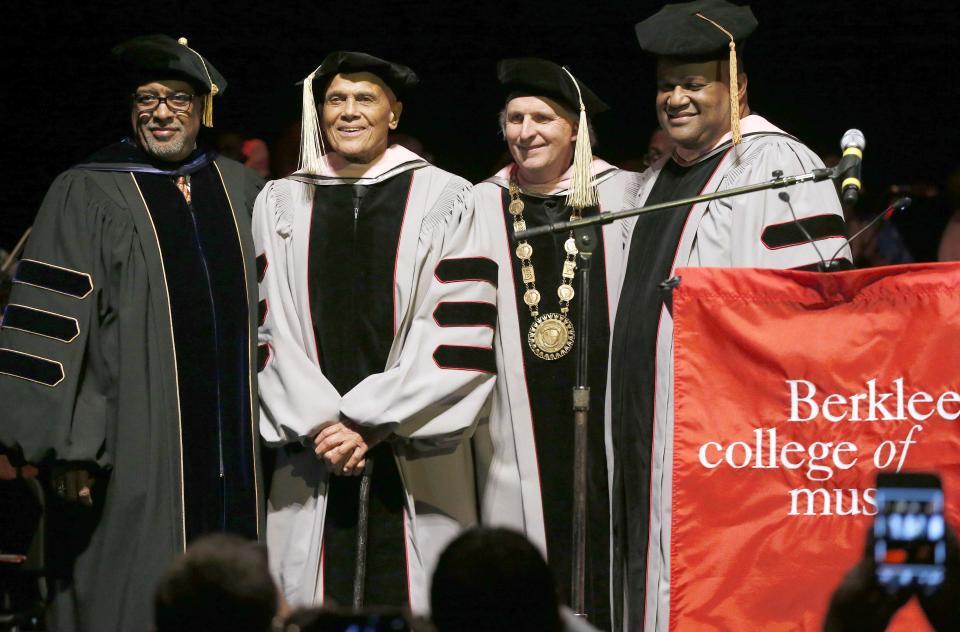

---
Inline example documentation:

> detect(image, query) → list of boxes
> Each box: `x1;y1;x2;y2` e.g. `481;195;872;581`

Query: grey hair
497;108;598;148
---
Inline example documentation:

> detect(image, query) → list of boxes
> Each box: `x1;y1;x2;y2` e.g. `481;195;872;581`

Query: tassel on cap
297;67;328;175
694;13;741;145
178;36;218;128
560;66;598;210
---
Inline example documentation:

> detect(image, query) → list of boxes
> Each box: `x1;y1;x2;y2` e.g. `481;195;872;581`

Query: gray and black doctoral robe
256;146;497;613
0;139;264;632
472;160;645;630
610;115;852;632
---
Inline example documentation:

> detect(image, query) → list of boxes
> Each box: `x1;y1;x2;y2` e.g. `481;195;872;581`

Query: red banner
670;263;960;631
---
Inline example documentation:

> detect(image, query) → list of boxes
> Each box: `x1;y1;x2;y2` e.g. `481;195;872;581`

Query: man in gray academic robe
612;3;852;630
258;51;498;613
0;35;263;631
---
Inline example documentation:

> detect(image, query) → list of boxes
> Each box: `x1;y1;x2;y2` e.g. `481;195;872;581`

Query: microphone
778;191;828;271
825;196;912;268
839;129;865;207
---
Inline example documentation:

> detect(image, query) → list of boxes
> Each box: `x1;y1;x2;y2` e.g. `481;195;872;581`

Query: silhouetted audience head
243;138;271;178
430;527;561;632
153;533;277;632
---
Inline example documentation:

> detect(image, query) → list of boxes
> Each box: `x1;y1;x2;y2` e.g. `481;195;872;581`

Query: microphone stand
520;161;850;620
515;165;841;242
570;223;596;618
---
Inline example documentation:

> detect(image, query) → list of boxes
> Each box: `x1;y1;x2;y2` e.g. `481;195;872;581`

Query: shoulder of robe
724;133;820;184
404;167;471;244
256;177;312;238
215;155;265;189
599;167;649;209
416;164;471;193
42;168;135;226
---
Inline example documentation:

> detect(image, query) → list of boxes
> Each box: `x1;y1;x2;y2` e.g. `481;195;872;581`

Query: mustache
136;113;183;128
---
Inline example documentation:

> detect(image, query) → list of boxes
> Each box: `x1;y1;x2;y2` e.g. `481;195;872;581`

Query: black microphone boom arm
514;165;836;241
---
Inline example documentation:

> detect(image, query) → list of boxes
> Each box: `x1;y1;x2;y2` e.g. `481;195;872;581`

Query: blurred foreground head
154;533;278;632
430;527;561;632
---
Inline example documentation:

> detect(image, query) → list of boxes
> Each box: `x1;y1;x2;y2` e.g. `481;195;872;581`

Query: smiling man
609;2;851;630
469;58;645;630
0;35;264;631
255;51;496;613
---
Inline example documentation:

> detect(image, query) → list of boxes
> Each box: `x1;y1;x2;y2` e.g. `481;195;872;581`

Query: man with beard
0;35;263;631
609;2;851;630
256;51;496;612
469;58;645;629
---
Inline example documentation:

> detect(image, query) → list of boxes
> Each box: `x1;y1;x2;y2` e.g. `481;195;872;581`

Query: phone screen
874;472;946;589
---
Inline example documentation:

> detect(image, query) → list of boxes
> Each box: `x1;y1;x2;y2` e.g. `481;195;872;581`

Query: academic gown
256;146;497;613
0;139;264;632
471;160;646;630
609;116;853;632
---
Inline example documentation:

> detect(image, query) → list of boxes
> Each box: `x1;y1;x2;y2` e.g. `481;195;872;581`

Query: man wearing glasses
0;34;263;631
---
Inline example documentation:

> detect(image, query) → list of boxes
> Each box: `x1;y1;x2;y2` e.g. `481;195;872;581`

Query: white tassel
561;67;598;210
298;67;328;175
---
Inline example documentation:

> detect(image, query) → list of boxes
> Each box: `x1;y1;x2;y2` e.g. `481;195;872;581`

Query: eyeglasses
133;92;196;113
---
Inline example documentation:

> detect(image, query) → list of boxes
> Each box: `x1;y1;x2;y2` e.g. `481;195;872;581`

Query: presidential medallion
527;313;575;360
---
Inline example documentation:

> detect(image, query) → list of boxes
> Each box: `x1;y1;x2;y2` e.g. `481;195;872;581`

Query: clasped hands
312;419;390;476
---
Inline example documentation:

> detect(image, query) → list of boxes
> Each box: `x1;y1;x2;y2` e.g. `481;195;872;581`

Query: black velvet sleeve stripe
433;301;497;328
256;253;268;284
257;344;271;372
792;258;854;272
761;215;847;250
435;257;498;286
1;305;79;343
14;259;93;299
258;300;269;327
433;345;496;374
0;348;65;387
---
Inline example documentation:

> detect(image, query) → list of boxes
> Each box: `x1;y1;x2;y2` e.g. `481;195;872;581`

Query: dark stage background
3;0;958;256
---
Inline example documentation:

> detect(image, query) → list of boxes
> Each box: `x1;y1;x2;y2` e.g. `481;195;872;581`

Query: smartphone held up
873;472;946;591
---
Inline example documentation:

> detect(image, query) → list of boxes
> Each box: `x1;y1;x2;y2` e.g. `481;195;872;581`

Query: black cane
352;457;374;609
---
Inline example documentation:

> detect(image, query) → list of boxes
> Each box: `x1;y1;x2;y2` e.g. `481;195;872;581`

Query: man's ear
389;101;403;130
738;72;748;100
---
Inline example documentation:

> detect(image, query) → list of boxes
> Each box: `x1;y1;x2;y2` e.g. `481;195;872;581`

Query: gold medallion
508;169;580;361
527;313;575;360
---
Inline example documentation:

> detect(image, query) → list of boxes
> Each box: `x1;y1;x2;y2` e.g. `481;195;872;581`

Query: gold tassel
561;67;598;210
297;67;328;175
203;83;218;128
178;36;217;128
727;42;740;145
695;13;742;145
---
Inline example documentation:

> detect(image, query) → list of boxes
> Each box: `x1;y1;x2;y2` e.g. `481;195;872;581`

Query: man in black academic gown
0;35;264;631
610;2;851;630
469;59;647;630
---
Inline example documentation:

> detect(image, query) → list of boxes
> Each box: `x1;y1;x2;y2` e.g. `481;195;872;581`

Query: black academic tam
306;50;419;97
635;0;758;59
